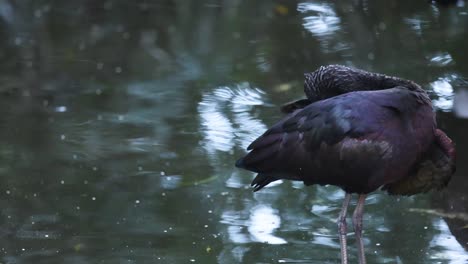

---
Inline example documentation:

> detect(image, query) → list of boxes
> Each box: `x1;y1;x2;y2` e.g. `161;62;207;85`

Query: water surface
0;1;467;263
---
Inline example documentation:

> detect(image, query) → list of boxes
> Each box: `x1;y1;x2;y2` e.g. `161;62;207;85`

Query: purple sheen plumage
236;65;456;196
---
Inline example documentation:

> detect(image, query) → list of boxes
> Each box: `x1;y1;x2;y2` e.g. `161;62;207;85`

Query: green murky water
0;1;467;263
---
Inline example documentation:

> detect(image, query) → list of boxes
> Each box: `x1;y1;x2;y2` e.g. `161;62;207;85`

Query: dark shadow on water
432;112;468;251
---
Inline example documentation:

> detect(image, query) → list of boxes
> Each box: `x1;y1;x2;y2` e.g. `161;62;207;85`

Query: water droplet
139;3;148;10
104;1;113;10
115;24;124;32
60;134;66;140
14;37;22;46
135;200;140;204
379;22;386;30
92;197;96;201
34;9;42;18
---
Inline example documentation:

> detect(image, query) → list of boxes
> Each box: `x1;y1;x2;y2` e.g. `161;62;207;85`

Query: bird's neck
435;129;456;161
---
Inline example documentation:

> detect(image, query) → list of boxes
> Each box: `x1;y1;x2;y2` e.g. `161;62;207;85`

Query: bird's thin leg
352;194;367;264
337;193;352;264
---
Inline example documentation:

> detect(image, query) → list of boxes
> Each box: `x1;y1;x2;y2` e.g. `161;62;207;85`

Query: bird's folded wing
236;94;395;174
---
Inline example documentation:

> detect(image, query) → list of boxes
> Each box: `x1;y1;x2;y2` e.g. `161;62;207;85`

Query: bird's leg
337;193;352;264
352;194;367;264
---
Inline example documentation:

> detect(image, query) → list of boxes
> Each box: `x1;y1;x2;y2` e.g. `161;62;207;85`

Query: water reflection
454;89;468;118
221;205;286;245
198;83;268;153
248;205;287;245
431;77;455;111
298;2;341;38
221;210;250;244
0;0;466;263
297;2;347;54
430;219;468;263
255;52;271;73
428;52;454;67
405;17;428;35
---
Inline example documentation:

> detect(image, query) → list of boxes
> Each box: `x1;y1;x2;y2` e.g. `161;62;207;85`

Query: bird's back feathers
236;87;435;193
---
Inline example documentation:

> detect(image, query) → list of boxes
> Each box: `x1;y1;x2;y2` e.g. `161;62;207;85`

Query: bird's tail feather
251;173;277;192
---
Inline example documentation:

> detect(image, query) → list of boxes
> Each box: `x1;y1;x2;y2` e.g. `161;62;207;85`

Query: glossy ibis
235;65;456;264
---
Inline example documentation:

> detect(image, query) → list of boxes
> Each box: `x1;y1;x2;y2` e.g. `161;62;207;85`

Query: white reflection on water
428;52;454;67
297;2;347;54
404;17;428;36
198;83;267;154
256;52;271;73
198;102;235;152
221;210;250;244
126;137;162;153
221;205;287;245
430;219;468;264
248;205;287;244
54;106;67;113
160;175;182;190
431;78;454;111
225;171;245;189
453;89;468;118
298;3;340;37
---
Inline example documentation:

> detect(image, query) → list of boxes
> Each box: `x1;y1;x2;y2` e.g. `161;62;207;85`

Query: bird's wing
280;98;312;113
236;93;398;191
383;129;456;195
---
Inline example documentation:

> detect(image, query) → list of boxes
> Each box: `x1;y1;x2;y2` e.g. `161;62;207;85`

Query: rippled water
0;1;467;263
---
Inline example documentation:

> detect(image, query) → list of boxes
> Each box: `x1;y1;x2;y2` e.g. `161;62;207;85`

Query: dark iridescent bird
235;65;456;264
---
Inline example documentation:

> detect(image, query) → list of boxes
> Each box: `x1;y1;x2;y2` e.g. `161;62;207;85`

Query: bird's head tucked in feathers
304;65;423;103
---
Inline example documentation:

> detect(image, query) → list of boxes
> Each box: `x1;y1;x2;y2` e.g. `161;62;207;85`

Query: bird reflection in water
236;65;456;264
